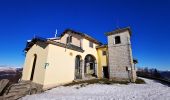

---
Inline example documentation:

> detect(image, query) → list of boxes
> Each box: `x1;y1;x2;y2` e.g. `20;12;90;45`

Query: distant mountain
0;65;22;72
0;65;20;68
0;67;16;74
160;71;170;80
0;66;23;83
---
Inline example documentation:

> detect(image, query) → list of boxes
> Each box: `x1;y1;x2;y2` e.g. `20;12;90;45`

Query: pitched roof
60;29;102;45
105;27;132;36
24;37;84;53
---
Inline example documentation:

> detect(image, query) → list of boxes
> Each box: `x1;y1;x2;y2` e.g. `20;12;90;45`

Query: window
89;41;93;48
102;51;106;56
66;36;72;44
66;37;69;43
115;36;121;44
69;36;72;43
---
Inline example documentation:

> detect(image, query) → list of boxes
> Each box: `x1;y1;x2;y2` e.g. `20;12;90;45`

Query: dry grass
64;78;145;86
135;78;146;84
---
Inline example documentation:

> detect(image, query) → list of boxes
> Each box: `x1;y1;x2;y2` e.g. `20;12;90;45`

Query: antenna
55;29;57;38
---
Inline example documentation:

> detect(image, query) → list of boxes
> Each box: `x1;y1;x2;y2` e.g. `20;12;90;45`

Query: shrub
64;79;130;86
135;78;145;84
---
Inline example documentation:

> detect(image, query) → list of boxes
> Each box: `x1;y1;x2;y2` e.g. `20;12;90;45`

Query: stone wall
107;30;136;82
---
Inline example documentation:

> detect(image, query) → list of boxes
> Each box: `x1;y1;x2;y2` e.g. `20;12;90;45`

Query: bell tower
106;27;136;82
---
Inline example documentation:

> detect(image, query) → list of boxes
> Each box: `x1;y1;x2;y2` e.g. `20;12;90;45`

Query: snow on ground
21;78;170;100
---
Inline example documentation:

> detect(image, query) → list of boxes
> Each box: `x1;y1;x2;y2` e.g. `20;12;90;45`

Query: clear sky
0;0;169;70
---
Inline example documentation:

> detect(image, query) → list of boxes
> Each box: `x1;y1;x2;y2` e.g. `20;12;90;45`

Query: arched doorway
84;54;97;77
75;55;82;79
30;54;37;81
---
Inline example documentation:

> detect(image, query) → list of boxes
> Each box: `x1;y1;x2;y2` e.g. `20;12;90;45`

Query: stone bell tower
106;27;136;82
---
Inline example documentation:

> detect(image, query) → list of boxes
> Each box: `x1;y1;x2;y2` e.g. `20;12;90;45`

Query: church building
22;27;136;89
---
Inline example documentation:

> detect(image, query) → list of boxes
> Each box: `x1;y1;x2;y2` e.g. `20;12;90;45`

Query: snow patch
21;78;170;100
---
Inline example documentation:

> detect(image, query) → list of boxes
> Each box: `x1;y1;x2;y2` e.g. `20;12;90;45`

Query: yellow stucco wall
43;38;99;89
22;42;49;85
22;34;101;89
43;44;81;88
97;47;108;78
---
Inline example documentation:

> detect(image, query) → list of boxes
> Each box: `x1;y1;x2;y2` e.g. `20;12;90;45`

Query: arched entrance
75;55;82;79
84;54;97;77
30;54;37;81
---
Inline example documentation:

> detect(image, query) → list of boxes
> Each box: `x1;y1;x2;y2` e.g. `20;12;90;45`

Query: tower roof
105;27;132;36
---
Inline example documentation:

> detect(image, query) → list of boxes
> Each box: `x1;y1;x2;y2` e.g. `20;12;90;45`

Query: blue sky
0;0;169;70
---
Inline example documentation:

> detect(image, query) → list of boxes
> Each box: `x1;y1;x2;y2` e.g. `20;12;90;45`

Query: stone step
10;85;30;90
4;92;17;97
4;87;28;95
10;82;30;87
1;81;42;100
6;85;30;92
7;88;29;94
4;84;31;95
0;79;9;95
3;91;30;100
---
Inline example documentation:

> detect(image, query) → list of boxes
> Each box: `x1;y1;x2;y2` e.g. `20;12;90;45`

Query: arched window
115;36;121;44
66;36;72;44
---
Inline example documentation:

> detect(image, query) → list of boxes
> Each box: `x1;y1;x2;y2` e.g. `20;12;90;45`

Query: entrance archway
75;55;82;79
30;54;37;81
84;54;97;77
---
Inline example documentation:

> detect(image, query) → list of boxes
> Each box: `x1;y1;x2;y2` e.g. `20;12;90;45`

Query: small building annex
22;27;136;89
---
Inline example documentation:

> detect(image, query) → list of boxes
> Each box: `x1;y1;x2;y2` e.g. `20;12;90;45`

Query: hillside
0;67;22;84
160;71;170;81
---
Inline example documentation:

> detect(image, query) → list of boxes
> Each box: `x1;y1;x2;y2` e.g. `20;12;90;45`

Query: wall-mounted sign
44;63;49;69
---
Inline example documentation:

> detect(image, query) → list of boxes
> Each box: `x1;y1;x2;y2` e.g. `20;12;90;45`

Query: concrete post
81;60;85;79
95;63;98;77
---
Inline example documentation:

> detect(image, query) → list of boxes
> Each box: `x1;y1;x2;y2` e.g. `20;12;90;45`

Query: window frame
69;36;72;43
89;41;93;48
114;36;121;44
66;35;72;44
66;36;69;44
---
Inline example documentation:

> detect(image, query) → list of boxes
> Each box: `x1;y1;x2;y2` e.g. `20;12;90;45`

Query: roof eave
61;29;102;45
105;27;132;36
